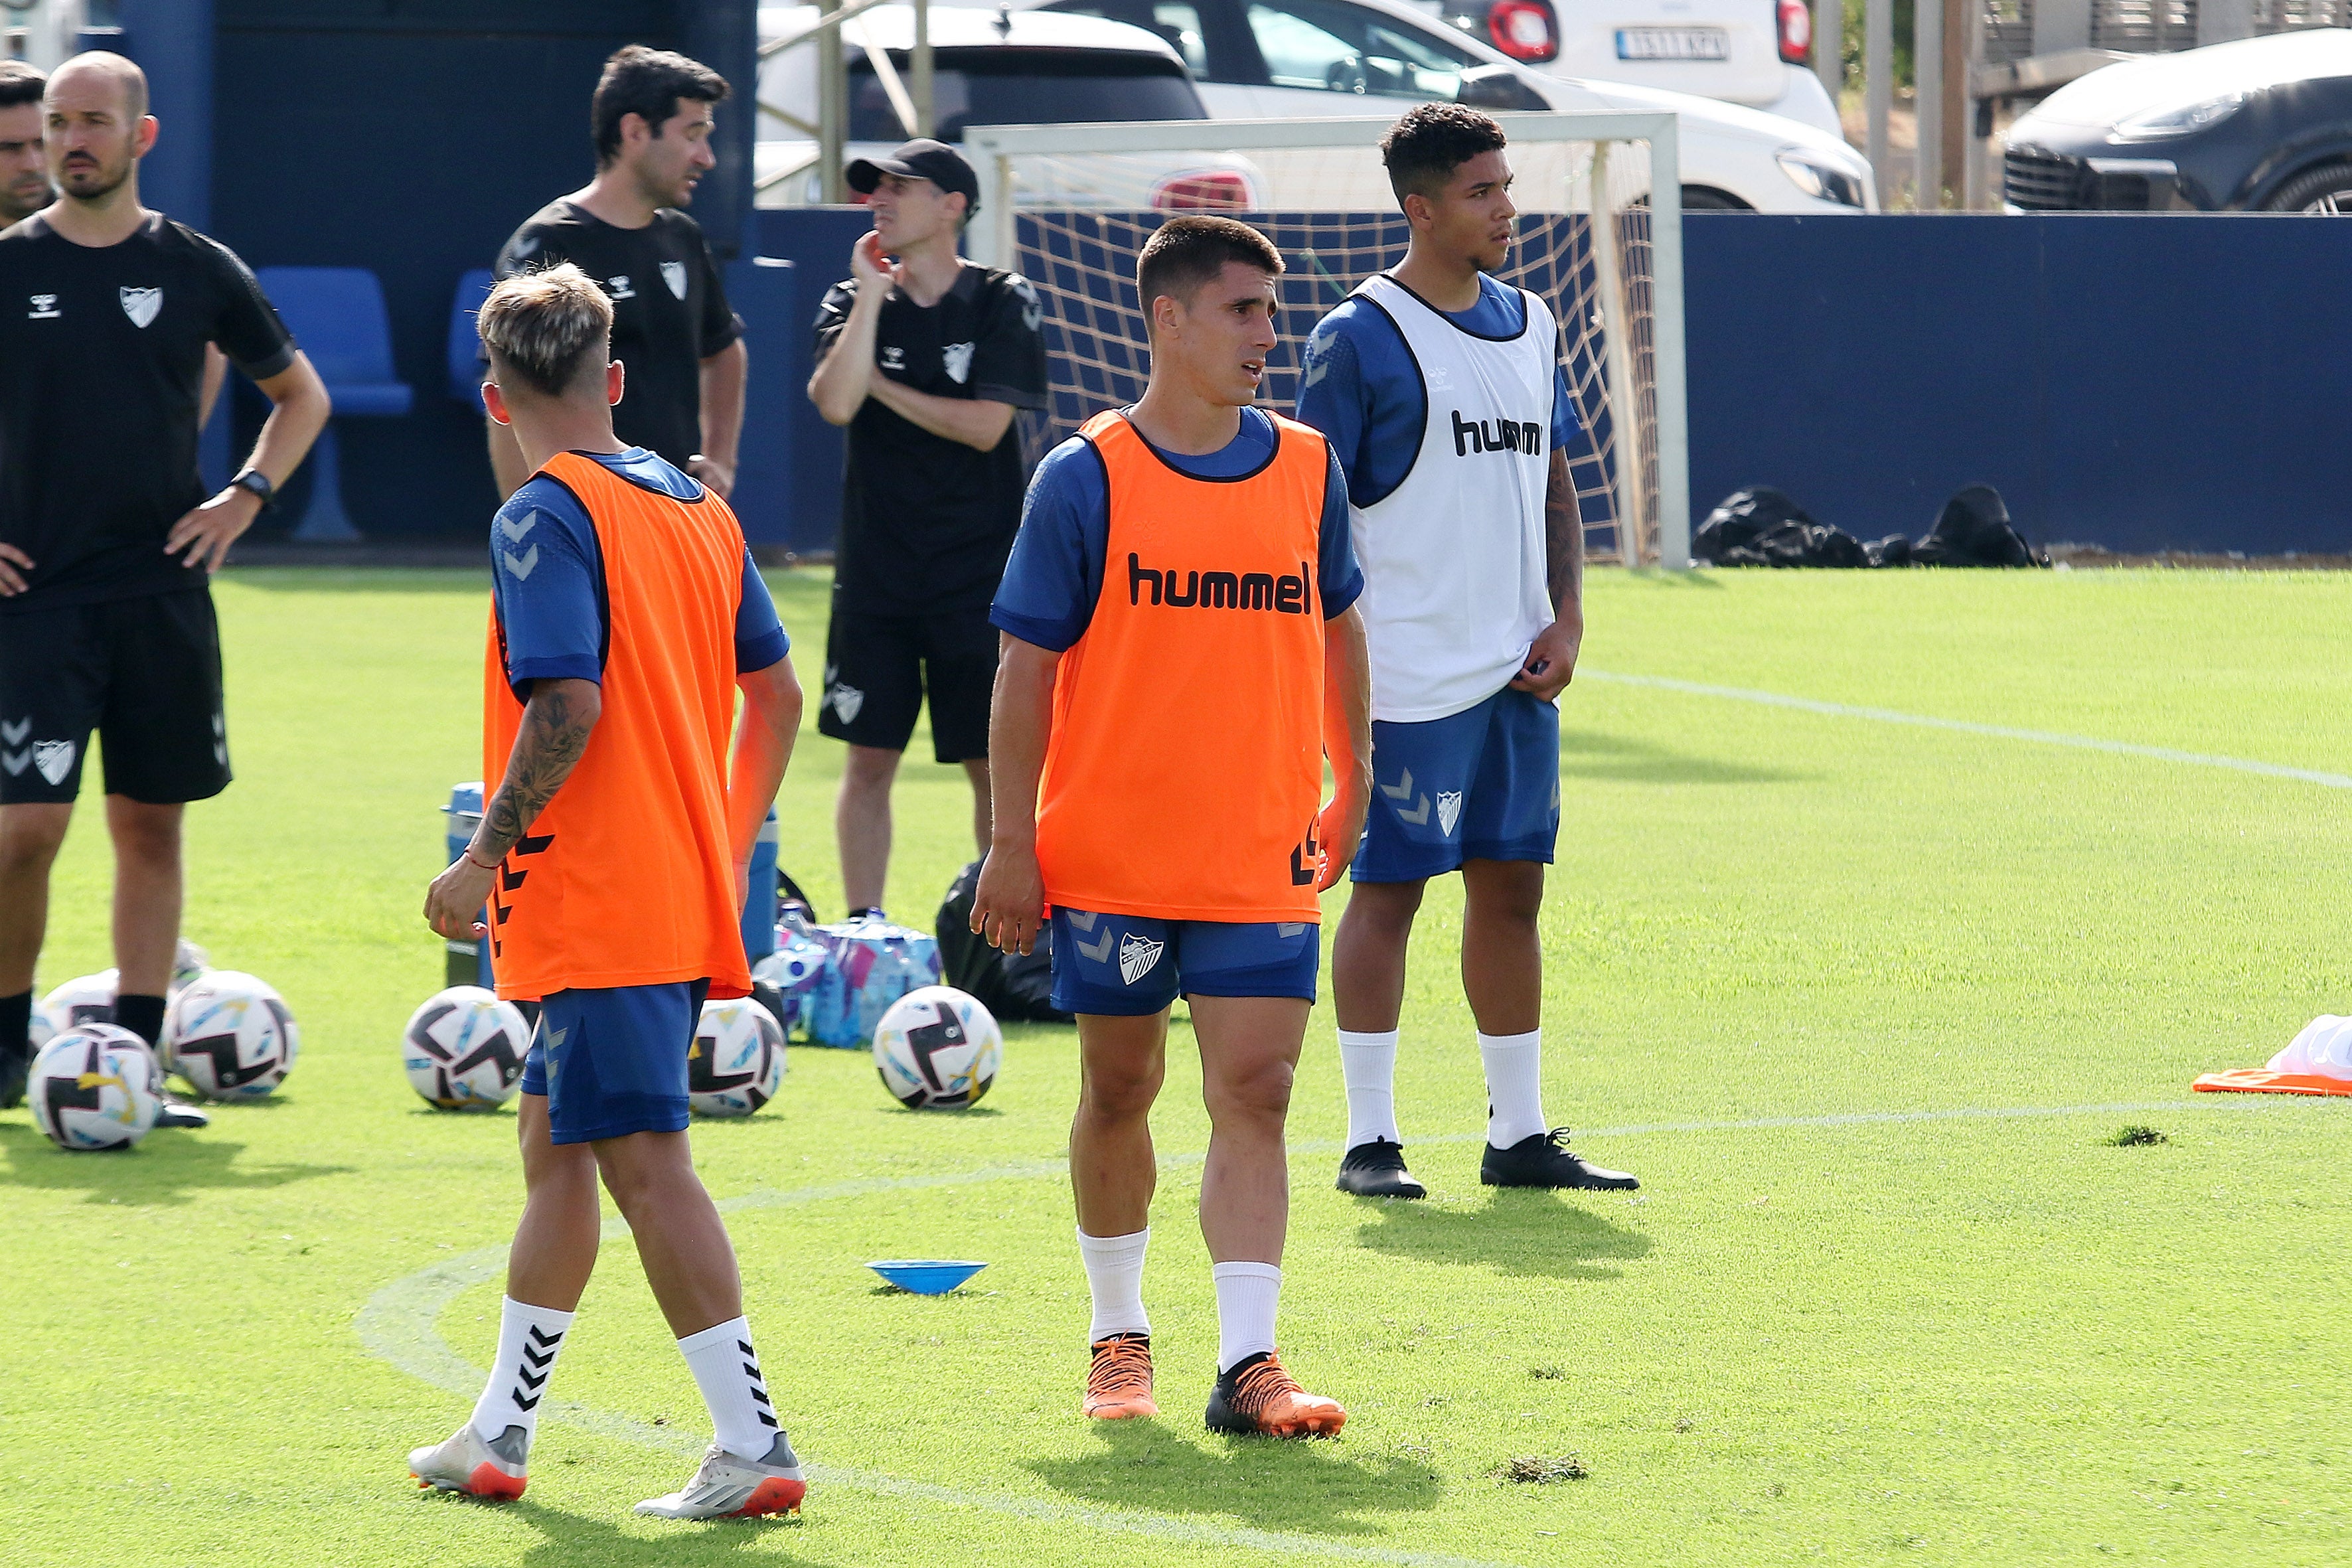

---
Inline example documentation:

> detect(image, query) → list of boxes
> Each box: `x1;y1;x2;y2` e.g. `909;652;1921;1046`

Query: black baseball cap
846;138;982;216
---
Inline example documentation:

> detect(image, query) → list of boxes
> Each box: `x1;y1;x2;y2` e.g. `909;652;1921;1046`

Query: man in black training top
488;45;745;501
0;52;329;1107
806;139;1046;921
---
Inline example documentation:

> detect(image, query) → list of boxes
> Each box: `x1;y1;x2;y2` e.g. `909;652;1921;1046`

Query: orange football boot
1204;1351;1346;1438
1084;1332;1158;1419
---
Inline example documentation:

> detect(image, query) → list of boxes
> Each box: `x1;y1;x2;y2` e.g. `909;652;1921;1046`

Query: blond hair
477;264;614;398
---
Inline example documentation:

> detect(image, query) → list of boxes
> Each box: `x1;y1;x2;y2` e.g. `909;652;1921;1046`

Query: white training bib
1348;274;1557;724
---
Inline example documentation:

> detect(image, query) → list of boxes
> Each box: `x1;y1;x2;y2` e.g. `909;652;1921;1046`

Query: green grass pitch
4;566;2348;1567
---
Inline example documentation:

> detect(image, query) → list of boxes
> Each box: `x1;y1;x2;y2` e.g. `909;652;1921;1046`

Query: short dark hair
1379;103;1508;208
1136;216;1283;319
0;60;44;110
590;45;728;167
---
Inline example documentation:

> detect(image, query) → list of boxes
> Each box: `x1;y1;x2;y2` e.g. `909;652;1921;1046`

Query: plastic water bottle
441;782;493;989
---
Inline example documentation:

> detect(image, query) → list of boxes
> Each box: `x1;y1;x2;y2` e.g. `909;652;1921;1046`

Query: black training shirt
815;263;1048;614
493;200;742;469
0;212;295;610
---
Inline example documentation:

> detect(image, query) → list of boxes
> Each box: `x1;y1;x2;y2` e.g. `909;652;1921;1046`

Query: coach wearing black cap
807;139;1046;921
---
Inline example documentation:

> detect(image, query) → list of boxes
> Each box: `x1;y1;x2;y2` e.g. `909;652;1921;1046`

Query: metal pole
1915;0;1943;208
819;0;847;202
1865;0;1891;198
1814;0;1844;102
1590;143;1645;566
913;0;935;137
1647;121;1692;570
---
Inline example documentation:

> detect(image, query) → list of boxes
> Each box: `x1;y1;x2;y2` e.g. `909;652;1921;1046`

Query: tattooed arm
424;678;602;940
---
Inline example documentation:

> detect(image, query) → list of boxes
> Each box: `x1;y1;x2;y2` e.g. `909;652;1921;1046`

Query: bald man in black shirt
0;53;329;1106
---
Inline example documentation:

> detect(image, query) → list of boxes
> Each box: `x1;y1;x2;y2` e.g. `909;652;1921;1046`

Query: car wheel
2264;161;2352;214
1681;186;1754;211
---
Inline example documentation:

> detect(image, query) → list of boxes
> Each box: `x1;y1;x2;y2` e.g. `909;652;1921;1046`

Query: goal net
964;114;1689;567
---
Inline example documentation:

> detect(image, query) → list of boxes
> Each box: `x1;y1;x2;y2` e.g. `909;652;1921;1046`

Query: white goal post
963;112;1691;569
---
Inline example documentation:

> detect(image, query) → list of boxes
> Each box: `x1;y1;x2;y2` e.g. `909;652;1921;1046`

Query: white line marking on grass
354;1099;2227;1565
1582;670;2352;790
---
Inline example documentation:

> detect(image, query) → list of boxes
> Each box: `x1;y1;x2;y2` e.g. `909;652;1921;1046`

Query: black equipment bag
935;859;1073;1024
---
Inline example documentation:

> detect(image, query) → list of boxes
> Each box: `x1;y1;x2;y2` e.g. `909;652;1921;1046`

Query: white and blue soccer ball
165;971;298;1100
37;969;119;1038
872;986;1002;1109
403;986;531;1110
689;996;787;1117
29;1024;161;1150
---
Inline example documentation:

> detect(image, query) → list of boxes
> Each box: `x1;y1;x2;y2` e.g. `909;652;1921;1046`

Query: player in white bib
1296;105;1638;1199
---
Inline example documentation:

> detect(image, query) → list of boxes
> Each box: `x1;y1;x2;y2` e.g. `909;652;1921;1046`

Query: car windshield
1246;0;1474;99
848;49;1206;141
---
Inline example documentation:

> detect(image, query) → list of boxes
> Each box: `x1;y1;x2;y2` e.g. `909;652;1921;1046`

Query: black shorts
0;588;231;807
817;603;997;763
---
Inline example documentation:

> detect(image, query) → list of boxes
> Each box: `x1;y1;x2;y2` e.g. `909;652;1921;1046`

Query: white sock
1212;1261;1283;1373
469;1296;574;1448
1077;1227;1152;1340
1337;1028;1402;1149
678;1316;781;1460
1480;1028;1549;1148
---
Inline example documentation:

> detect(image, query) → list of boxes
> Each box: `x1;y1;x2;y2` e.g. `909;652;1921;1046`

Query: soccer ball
402;986;530;1110
166;971;298;1100
689;996;787;1117
29;1024;160;1150
37;969;118;1036
872;986;1001;1109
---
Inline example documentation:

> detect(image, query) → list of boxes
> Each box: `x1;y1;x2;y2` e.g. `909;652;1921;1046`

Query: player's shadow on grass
1558;730;1806;786
450;1495;824;1567
0;1125;352;1206
1024;1417;1442;1535
1352;1189;1652;1281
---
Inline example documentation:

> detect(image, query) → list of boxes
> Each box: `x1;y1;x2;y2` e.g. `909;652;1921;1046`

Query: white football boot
408;1422;530;1501
634;1433;805;1519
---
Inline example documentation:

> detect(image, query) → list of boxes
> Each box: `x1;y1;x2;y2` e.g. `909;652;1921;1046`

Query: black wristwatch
230;469;275;510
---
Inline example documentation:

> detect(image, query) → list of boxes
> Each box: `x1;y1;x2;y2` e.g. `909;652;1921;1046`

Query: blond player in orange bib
974;217;1373;1437
413;264;809;1520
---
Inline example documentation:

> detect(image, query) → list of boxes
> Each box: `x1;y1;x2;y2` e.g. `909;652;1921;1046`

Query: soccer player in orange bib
974;217;1373;1437
413;265;809;1520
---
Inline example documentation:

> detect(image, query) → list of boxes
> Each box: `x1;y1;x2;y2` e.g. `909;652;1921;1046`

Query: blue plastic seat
255;267;415;540
447;268;495;410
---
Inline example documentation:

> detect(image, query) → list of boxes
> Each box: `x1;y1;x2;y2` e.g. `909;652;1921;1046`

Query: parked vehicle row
754;0;1876;213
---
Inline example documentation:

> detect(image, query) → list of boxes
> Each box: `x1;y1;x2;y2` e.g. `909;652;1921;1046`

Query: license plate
1615;26;1731;59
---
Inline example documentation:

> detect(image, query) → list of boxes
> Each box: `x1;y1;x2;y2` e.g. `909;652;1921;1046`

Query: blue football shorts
518;979;709;1144
1354;684;1561;883
1047;907;1320;1016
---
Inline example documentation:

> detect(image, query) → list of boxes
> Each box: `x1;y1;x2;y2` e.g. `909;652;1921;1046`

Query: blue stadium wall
1682;213;2352;556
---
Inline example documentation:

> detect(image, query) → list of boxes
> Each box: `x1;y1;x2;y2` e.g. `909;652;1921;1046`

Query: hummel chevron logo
1118;932;1164;986
1073;921;1114;963
499;510;539;544
515;1366;548;1390
1277;923;1306;938
511;1389;542;1411
545;1026;568;1050
1;718;27;745
1436;791;1464;836
526;1326;562;1347
1063;910;1098;931
501;544;541;581
1381;767;1431;825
